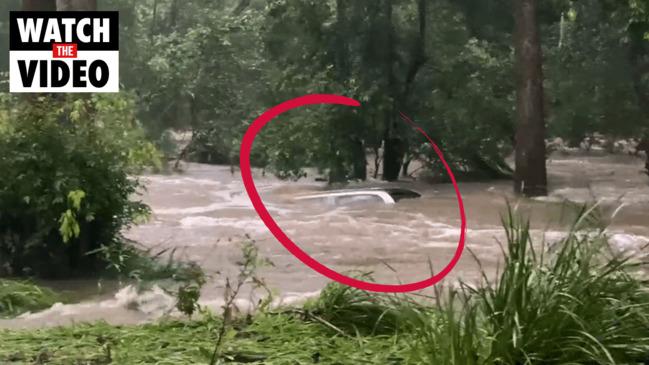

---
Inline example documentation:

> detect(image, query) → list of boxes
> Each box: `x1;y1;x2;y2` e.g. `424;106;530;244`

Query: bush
0;94;159;278
0;279;61;317
304;272;412;336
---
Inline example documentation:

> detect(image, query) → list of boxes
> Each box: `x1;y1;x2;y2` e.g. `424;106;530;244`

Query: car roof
294;187;421;202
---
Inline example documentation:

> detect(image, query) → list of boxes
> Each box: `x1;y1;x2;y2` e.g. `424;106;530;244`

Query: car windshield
384;189;421;201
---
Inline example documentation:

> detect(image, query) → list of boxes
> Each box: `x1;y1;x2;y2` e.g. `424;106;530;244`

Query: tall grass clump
409;204;649;364
304;272;413;336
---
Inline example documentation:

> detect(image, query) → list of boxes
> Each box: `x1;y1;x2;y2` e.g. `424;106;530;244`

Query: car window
387;190;421;201
300;196;334;205
334;194;384;206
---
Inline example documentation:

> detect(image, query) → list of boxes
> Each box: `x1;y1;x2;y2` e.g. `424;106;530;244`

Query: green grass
0;280;61;318
0;314;409;364
302;271;413;336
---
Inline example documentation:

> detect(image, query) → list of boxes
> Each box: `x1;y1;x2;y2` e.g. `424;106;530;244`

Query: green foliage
0;94;155;277
58;190;86;244
88;240;207;293
103;0;512;181
0;279;61;318
0;314;409;364
103;0;268;165
258;0;518;181
208;240;274;364
176;281;203;318
545;0;646;146
1;0;646;186
410;6;515;179
303;272;407;336
174;262;207;318
90;0;647;182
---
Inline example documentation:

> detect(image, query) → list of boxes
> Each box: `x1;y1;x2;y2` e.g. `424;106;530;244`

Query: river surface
2;152;648;329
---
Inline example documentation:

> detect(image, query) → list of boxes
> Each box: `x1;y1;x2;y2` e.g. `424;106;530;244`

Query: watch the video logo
9;11;119;93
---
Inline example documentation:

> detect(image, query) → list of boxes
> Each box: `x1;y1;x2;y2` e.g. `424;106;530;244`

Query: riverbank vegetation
4;0;648;186
120;0;648;187
0;280;61;318
2;209;649;364
0;94;161;278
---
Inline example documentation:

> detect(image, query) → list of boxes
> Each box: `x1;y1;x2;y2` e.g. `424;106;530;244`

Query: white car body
293;188;421;206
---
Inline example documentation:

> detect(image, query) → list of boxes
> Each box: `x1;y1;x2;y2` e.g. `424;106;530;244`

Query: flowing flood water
2;152;649;329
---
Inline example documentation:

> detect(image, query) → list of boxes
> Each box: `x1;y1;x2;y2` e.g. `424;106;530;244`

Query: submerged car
293;187;421;206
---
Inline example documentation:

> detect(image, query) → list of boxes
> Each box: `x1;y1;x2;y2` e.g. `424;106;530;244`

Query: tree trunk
396;0;426;182
603;6;648;175
372;146;381;179
381;0;404;182
637;138;649;175
350;137;367;181
402;0;427;99
150;0;158;43
382;0;426;182
383;136;404;181
328;154;347;184
23;0;56;10
402;157;411;177
327;0;366;182
627;22;649;117
174;96;197;170
512;0;547;196
168;0;180;29
334;0;349;80
56;0;97;10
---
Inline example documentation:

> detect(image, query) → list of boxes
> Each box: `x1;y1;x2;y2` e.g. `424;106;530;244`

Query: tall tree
513;0;547;196
383;0;427;182
625;0;649;174
626;1;649;118
380;0;402;182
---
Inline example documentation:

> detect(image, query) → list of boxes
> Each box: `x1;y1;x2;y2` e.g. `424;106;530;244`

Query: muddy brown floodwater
2;152;648;329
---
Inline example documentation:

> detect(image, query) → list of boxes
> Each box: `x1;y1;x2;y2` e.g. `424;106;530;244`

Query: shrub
304;272;411;336
0;94;159;278
0;279;61;317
